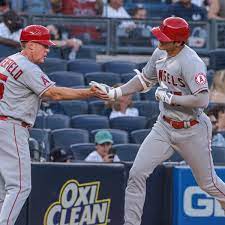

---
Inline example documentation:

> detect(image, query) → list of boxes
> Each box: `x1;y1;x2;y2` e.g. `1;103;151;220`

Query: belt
0;116;31;128
163;115;199;129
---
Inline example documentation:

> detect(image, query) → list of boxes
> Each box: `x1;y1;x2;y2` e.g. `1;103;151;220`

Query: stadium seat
88;100;106;115
90;129;129;144
0;44;18;57
70;143;95;160
28;138;42;161
166;151;184;162
120;72;135;83
49;71;84;87
130;129;151;144
29;128;51;156
147;115;158;129
138;61;148;70
45;114;71;130
39;58;67;74
110;116;147;133
59;100;88;117
67;59;102;74
51;128;90;150
211;146;225;165
133;100;160;118
209;49;225;70
141;86;158;101
85;72;121;86
113;143;140;161
103;61;137;74
76;46;97;60
71;114;110;131
33;115;45;129
47;47;62;59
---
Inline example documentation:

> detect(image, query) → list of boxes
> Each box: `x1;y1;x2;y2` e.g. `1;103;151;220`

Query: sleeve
19;65;55;97
182;57;208;95
142;48;161;81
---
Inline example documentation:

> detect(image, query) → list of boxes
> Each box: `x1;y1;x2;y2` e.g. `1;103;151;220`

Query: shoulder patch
194;73;207;85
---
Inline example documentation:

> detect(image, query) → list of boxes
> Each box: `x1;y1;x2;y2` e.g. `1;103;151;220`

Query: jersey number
0;73;8;100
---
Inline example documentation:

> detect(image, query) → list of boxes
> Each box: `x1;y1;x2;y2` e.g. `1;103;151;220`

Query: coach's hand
155;87;173;105
89;81;122;100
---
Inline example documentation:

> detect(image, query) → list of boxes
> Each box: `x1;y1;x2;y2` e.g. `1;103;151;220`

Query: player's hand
89;81;118;100
155;87;173;105
90;85;109;100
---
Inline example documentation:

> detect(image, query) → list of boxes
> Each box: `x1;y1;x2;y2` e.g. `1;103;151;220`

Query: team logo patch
41;75;50;86
195;73;207;85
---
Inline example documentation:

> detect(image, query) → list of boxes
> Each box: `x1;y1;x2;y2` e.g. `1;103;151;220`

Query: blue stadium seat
67;59;102;74
45;114;71;130
28;137;42;161
49;71;84;87
39;58;67;74
51;128;90;150
166;151;184;162
141;86;158;101
88;100;106;115
110;116;147;133
113;143;140;161
76;46;97;60
71;114;110;131
33;115;45;129
138;61;148;70
29;128;51;156
147;115;158;129
0;44;18;57
133;100;160;118
59;100;88;117
103;61;137;74
120;72;135;83
130;129;151;144
70;143;95;160
47;47;62;59
91;128;129;144
85;72;121;86
211;146;225;165
209;50;225;70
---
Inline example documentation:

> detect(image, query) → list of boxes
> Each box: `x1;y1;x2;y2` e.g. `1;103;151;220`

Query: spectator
210;104;225;132
50;147;74;162
47;24;83;59
109;95;139;119
208;110;225;147
10;0;52;14
85;130;120;162
209;70;225;104
0;0;9;13
208;0;225;19
132;4;148;20
103;0;135;29
168;0;207;21
61;0;103;16
0;10;23;48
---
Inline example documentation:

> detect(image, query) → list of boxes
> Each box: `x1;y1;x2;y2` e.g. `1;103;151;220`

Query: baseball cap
95;130;113;145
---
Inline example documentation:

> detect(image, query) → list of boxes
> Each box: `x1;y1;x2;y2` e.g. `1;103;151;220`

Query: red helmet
20;25;56;47
151;17;190;42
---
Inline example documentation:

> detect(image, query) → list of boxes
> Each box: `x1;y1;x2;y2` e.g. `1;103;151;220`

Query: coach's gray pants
0;121;31;225
124;114;225;225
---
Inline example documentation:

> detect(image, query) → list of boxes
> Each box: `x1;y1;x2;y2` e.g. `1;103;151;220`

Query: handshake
89;81;122;100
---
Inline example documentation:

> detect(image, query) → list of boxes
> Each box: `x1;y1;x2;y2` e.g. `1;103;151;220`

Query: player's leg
124;119;174;225
0;123;31;225
175;114;225;210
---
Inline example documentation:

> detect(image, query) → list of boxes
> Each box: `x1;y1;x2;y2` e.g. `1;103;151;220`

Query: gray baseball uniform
0;53;55;225
124;46;225;225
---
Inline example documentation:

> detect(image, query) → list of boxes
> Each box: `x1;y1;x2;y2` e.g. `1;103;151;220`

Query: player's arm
41;86;109;101
171;90;209;108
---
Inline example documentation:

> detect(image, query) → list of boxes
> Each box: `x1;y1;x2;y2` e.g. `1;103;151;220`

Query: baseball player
91;17;225;225
0;25;107;225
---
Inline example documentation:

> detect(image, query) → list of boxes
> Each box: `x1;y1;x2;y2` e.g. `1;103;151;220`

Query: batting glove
89;81;122;100
155;87;173;105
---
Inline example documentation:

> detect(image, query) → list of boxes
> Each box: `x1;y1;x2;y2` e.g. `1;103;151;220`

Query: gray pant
0;120;31;225
124;113;225;225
